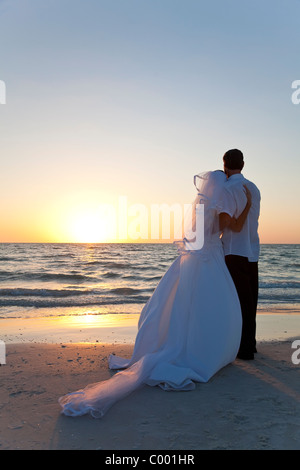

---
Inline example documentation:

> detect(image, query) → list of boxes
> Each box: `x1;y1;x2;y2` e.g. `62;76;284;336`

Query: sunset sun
68;207;116;243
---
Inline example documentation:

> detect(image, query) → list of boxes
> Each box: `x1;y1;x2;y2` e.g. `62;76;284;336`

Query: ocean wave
0;288;91;297
0;270;14;276
0;295;150;309
259;281;300;289
0;285;152;297
110;287;152;295
258;292;300;301
145;275;164;281
134;265;163;271
102;271;120;278
87;261;130;268
39;272;97;281
0;272;100;283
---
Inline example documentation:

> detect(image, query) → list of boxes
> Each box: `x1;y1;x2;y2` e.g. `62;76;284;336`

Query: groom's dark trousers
225;255;258;355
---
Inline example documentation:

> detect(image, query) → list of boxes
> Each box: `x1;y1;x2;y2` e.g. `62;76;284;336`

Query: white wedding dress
59;171;242;418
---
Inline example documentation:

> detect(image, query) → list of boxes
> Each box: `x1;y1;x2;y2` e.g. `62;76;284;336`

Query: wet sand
0;313;299;450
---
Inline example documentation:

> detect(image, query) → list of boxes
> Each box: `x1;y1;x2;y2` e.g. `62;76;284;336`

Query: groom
220;149;261;360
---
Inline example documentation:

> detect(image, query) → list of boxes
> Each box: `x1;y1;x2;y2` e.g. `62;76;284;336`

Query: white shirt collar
227;173;244;181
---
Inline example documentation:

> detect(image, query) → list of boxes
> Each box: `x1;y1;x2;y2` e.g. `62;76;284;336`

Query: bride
59;170;251;418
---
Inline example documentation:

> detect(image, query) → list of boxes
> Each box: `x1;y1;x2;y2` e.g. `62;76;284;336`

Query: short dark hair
223;149;244;170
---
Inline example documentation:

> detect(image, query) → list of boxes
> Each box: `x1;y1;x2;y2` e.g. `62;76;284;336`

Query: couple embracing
59;148;261;418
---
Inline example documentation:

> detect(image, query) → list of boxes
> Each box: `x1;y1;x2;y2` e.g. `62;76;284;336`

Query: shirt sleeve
218;187;236;218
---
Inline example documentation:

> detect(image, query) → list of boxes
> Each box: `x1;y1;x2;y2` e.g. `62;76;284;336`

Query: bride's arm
228;185;252;232
219;185;252;233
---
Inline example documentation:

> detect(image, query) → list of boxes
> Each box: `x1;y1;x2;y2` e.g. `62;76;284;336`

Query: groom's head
223;149;244;177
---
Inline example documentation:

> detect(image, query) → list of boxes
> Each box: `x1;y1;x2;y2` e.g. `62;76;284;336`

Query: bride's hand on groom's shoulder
243;185;252;206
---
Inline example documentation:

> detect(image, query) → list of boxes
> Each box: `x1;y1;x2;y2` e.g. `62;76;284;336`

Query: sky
0;0;300;243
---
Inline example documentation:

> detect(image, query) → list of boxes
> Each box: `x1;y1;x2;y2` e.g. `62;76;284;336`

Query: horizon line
0;241;299;245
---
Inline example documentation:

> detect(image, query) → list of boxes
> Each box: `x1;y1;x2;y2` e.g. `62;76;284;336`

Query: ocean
0;243;299;319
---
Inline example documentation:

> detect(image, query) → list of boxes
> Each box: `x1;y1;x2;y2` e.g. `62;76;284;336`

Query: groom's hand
243;185;252;206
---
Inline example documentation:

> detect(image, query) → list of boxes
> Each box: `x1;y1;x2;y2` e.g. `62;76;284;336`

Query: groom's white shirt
221;173;261;262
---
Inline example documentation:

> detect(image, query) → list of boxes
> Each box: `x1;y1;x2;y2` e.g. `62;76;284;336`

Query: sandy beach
0;313;299;450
